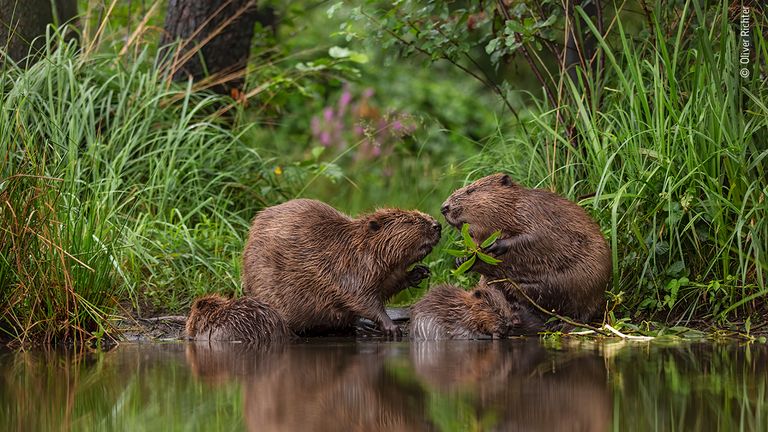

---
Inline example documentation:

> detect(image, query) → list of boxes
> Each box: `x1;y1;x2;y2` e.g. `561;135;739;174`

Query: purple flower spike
363;88;375;99
320;131;331;147
323;107;334;122
338;90;352;115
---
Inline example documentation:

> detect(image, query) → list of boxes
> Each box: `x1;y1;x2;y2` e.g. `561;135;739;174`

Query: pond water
1;339;766;431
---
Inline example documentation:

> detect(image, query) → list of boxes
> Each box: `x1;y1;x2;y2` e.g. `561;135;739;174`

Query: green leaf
444;249;467;257
348;52;369;64
316;162;343;182
460;223;476;249
485;38;500;55
477;252;502;265
328;46;369;63
654;241;670;256
326;2;342;18
311;146;325;160
453;255;476;275
666;260;686;277
328;46;352;58
480;230;502;248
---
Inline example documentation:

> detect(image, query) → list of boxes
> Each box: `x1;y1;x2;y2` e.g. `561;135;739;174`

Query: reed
476;1;767;324
0;25;278;344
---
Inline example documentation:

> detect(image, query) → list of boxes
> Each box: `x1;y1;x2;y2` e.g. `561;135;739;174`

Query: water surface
1;339;766;431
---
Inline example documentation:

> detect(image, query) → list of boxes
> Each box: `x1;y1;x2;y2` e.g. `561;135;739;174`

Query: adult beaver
441;173;611;324
186;294;290;345
243;199;442;336
410;284;540;339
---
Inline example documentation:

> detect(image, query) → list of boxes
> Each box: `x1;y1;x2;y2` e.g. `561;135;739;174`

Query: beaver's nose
432;221;442;233
440;203;450;215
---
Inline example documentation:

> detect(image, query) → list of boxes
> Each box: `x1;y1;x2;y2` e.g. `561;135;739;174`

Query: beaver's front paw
381;321;402;338
483;237;512;257
407;265;430;286
455;256;476;271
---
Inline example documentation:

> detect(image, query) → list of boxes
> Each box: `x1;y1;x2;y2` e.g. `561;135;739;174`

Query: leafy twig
446;224;502;276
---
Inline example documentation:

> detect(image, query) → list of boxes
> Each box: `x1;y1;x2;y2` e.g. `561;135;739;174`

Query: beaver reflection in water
185;342;432;431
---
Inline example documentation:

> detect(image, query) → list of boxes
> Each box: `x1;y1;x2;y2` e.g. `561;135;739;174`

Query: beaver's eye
466;188;475;196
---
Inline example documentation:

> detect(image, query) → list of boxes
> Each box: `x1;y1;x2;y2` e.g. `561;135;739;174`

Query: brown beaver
242;198;442;336
186;294;290;344
441;173;611;325
410;284;540;339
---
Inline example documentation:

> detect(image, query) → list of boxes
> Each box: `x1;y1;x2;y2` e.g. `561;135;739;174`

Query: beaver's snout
440;203;450;216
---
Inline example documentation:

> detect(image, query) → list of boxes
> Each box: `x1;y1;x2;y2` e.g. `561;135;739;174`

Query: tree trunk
564;0;599;88
0;0;77;67
160;0;259;95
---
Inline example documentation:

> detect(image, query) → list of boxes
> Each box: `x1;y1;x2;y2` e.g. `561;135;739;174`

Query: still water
1;339;766;431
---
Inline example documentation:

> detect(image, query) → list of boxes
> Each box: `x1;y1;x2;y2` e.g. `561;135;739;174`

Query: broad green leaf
311;146;325;160
477;252;502;265
348;52;369;64
444;249;467;257
328;46;368;63
460;223;476;249
453;254;476;275
326;2;342;18
328;46;352;58
480;230;502;249
317;162;343;182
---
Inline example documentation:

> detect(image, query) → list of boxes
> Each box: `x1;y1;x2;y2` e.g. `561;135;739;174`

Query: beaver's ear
500;174;513;186
368;219;381;231
193;297;215;310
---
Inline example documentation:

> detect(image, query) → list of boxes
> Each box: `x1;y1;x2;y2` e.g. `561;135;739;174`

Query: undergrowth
475;1;767;326
0;30;284;344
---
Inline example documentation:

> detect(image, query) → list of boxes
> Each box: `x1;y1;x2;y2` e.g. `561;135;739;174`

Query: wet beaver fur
242;198;442;336
441;173;612;325
186;294;290;344
410;284;540;339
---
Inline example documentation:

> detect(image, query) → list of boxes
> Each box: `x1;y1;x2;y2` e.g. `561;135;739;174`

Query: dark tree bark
564;0;599;91
0;0;77;67
160;0;259;95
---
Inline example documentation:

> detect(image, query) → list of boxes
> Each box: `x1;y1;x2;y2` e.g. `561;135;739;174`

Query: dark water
1;339;766;431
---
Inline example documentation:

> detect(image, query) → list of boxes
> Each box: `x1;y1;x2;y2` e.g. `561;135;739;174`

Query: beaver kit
186;294;290;345
410;284;540;339
441;173;612;326
243;198;442;336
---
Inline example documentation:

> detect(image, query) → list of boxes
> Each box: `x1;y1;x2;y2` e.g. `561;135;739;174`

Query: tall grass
0;28;282;344
477;1;767;323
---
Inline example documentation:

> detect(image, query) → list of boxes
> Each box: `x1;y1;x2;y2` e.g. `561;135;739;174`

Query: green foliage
3;0;766;345
0;30;291;343
352;0;580;115
265;3;500;214
471;1;768;324
446;224;502;276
